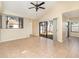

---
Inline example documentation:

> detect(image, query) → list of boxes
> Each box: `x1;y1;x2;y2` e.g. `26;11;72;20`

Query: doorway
63;10;79;40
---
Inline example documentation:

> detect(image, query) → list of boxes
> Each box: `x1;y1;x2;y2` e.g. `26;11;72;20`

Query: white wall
70;32;79;37
0;1;2;41
0;1;3;13
0;1;32;42
32;20;39;36
0;30;1;41
0;18;32;42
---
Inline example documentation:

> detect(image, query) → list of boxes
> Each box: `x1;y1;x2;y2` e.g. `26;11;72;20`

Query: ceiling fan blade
29;7;35;9
38;2;45;6
30;2;36;6
39;7;45;9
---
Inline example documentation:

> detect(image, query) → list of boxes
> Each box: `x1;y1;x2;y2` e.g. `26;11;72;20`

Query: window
0;14;23;29
6;16;23;29
71;22;79;32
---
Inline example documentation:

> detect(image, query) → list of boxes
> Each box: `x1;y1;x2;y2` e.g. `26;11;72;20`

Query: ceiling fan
29;1;45;12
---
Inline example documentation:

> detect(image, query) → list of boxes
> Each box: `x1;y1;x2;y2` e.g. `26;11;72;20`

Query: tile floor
0;36;79;58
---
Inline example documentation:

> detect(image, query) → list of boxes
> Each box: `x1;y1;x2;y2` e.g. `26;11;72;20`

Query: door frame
53;18;57;40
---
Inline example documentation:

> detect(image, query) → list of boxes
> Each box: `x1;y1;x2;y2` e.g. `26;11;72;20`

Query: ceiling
63;9;79;18
2;1;57;20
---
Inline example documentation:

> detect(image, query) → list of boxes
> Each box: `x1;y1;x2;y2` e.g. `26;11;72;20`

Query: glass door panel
39;21;47;38
47;20;53;39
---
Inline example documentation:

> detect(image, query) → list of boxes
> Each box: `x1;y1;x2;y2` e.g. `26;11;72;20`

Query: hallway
0;36;79;58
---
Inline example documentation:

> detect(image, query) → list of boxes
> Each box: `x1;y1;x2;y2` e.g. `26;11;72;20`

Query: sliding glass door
39;21;47;38
47;20;53;39
39;20;54;39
